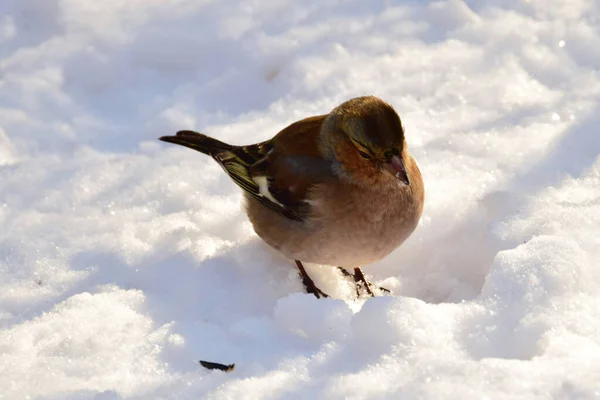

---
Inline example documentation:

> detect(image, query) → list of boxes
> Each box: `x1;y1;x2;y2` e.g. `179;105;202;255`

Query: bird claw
303;277;330;299
377;285;391;294
355;280;391;297
338;267;391;298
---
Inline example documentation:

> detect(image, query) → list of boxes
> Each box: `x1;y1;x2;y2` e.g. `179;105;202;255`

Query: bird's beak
384;155;410;186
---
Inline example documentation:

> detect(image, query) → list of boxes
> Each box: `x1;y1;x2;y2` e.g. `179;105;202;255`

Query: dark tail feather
159;130;233;155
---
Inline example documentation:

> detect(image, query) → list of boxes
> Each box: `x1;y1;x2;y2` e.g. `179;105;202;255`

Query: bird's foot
302;276;330;299
295;260;330;299
338;267;391;298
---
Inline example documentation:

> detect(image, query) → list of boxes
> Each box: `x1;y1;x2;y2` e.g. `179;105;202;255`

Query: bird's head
321;96;410;188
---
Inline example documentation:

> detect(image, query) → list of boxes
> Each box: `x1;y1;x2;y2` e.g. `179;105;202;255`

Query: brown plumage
160;96;424;298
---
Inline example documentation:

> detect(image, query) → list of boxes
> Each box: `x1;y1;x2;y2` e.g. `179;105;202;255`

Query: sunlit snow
1;0;599;399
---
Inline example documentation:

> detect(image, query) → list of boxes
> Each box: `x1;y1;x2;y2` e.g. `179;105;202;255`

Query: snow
1;0;599;398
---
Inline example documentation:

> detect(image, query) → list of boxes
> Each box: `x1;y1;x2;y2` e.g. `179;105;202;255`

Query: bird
159;96;424;299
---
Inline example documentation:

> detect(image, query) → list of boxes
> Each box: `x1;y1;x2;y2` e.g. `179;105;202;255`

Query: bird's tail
159;130;233;156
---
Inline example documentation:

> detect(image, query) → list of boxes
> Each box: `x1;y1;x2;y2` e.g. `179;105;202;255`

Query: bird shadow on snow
69;242;296;315
64;239;329;373
373;103;600;305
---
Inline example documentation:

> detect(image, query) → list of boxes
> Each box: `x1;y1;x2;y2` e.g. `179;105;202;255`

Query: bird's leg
295;260;329;299
339;267;391;298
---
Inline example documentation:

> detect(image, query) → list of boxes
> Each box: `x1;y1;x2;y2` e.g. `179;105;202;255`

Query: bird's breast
245;180;422;267
306;183;420;264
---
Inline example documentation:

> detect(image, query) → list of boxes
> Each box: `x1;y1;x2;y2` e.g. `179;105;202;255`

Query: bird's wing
211;115;334;222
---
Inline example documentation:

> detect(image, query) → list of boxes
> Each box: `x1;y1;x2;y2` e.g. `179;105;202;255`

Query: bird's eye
358;150;372;159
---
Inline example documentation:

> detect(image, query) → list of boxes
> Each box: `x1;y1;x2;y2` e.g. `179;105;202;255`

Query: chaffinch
160;96;424;298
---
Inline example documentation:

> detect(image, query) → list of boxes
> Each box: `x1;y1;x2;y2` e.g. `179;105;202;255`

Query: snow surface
1;0;600;399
